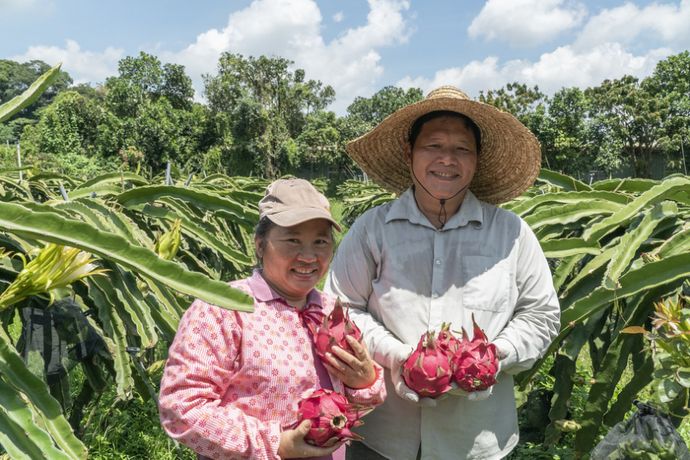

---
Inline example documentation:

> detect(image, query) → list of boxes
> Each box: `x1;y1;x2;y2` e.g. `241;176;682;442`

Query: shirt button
434;259;441;266
432;292;439;298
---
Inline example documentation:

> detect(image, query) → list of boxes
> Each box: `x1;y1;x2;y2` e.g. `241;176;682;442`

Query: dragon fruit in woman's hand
295;388;364;446
313;299;362;360
451;316;499;392
402;331;454;398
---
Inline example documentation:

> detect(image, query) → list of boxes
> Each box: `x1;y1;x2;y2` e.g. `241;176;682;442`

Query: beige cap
258;178;341;231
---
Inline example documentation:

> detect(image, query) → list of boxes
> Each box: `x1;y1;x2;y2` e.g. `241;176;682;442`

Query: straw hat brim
345;89;541;204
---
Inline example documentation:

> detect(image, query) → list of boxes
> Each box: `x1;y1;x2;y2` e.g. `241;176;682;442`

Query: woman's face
255;219;334;306
409;116;478;201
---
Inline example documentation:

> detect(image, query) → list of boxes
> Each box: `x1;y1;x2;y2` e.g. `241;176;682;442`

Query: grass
79;385;196;460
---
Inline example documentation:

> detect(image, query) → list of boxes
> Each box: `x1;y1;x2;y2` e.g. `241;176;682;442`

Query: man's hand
447;382;493;401
390;356;437;407
277;420;342;459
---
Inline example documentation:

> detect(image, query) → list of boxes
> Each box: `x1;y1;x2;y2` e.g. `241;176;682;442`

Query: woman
159;178;385;460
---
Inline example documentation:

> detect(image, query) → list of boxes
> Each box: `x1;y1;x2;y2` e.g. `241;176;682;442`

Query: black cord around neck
411;169;469;229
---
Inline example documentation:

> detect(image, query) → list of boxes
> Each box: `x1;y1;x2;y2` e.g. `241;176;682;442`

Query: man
325;86;560;459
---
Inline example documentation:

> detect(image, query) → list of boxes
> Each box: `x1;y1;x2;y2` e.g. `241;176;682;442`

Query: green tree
296;110;341;175
203;53;335;177
540;87;601;178
347;86;423;128
647;51;690;173
338;86;423;179
20;91;109;177
585;75;669;178
479;82;549;147
102;52;204;174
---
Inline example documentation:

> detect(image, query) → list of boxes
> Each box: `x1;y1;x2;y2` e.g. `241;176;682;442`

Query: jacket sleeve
325;216;413;371
493;219;561;374
158;300;282;460
342;361;387;407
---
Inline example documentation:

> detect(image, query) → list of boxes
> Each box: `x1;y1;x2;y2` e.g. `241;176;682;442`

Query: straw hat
346;86;541;204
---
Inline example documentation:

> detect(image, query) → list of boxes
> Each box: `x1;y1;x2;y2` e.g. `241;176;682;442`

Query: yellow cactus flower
154;219;182;260
0;243;107;310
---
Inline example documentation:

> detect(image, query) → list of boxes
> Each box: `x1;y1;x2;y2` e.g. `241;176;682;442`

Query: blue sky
2;0;689;113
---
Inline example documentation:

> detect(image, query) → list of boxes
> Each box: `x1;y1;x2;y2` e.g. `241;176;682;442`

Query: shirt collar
385;187;484;230
248;269;324;308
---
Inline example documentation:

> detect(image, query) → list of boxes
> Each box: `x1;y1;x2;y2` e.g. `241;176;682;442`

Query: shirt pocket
461;255;510;312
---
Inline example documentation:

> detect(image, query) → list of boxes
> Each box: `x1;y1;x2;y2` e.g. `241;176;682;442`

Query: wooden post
16;142;23;182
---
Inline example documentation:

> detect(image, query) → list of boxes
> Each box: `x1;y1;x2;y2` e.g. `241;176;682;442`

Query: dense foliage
3;51;690;184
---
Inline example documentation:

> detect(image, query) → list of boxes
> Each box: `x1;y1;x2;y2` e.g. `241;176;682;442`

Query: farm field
1;56;690;459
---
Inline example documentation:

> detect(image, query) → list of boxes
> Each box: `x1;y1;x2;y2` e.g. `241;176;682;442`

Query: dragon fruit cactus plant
451;315;499;392
313;298;362;360
402;331;454;398
295;388;365;447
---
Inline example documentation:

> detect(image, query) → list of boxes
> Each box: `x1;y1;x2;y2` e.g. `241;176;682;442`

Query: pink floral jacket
159;271;386;459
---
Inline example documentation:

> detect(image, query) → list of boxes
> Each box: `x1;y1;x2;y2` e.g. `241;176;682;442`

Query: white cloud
11;39;124;85
333;11;344;22
163;0;411;112
468;0;587;47
397;43;672;98
575;0;690;50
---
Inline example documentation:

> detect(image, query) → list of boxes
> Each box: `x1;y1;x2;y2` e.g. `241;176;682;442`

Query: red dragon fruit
451;316;499;392
436;322;461;355
402;331;454;398
313;299;362;360
295;388;364;446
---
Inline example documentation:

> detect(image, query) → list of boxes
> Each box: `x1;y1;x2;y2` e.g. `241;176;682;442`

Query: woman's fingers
345;335;369;359
328;347;358;368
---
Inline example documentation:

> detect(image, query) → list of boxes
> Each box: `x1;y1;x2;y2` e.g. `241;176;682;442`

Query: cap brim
266;208;342;232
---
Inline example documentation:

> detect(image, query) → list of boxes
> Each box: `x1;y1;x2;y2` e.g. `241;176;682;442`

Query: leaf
677;367;690;388
0;327;87;458
537;169;592;191
0;201;253;312
75;172;149;190
116;185;258;224
540;238;601;258
583;176;690;242
602;201;678;289
524;200;621;229
658;379;683;403
0;377;73;459
561;252;690;326
85;278;134;399
0;64;62;123
510;190;632;217
591;177;659;193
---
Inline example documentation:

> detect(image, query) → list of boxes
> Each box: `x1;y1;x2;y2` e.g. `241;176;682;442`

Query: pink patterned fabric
159;270;386;460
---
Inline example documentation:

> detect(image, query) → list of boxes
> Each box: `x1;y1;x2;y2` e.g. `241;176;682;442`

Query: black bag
591;400;690;459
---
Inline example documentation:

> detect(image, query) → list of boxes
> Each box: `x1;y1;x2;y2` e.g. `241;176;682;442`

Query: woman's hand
277;420;341;459
323;335;377;389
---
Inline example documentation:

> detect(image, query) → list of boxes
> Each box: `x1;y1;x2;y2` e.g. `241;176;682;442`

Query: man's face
409;116;478;201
